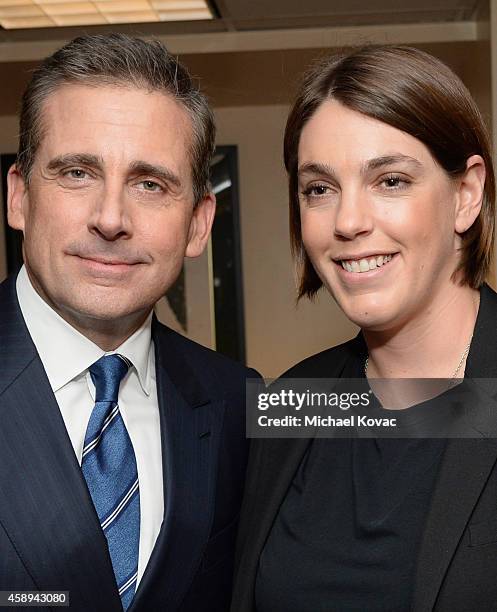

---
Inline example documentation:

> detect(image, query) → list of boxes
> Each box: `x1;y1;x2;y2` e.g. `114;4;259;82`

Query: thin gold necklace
364;338;472;379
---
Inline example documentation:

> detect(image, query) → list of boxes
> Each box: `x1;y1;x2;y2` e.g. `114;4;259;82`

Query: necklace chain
451;340;472;379
364;338;472;378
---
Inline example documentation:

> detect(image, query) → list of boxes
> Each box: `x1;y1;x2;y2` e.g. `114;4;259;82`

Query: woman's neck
363;283;480;379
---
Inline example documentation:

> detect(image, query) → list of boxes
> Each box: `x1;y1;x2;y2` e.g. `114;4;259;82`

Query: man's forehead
35;82;194;173
36;83;193;154
41;81;188;114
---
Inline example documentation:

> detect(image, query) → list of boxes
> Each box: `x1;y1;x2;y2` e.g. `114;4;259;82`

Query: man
1;34;255;611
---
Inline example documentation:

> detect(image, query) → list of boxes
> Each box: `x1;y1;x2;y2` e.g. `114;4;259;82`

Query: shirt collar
110;314;152;396
16;265;152;395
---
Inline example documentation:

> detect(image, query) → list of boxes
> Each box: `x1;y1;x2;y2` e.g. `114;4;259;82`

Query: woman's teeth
341;254;393;273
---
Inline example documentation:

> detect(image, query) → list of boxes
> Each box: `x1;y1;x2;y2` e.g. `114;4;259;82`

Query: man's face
8;84;215;335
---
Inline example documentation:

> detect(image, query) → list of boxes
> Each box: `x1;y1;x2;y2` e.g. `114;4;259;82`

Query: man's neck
57;309;152;351
23;265;151;351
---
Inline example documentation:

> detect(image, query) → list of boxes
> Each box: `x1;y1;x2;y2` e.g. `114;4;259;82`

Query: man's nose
88;184;131;241
333;187;374;240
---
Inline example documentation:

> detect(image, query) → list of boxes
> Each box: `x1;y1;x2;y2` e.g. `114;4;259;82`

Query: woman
232;45;497;612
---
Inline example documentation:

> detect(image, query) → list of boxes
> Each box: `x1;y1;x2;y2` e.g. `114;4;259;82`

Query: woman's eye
302;184;331;197
380;175;409;189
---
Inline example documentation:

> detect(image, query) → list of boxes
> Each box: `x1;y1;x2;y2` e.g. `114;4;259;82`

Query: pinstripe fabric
82;354;140;611
0;273;254;612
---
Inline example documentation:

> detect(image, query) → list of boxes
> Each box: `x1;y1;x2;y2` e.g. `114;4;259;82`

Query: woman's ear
454;154;486;234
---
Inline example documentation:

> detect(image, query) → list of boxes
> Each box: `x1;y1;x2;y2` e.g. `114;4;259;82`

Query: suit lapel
130;320;225;611
412;437;497;611
0;276;121;611
413;284;497;611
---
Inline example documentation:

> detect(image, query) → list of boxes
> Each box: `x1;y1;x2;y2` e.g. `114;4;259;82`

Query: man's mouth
74;254;142;266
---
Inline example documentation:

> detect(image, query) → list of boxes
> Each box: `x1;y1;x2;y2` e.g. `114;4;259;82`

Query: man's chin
59;300;152;326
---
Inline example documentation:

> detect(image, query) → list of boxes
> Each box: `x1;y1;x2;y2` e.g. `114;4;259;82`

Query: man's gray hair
17;33;215;205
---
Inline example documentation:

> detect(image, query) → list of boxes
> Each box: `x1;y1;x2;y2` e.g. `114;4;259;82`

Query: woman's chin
327;289;398;331
348;313;392;331
337;301;403;332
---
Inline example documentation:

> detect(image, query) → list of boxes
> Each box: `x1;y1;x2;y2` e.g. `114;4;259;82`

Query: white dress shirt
16;265;164;587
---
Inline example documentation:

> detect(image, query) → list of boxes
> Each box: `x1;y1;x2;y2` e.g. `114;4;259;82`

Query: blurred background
0;0;495;376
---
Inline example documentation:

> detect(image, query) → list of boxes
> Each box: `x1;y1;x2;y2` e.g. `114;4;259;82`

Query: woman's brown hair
284;45;495;298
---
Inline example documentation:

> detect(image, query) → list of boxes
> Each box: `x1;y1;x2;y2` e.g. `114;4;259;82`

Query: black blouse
255;359;448;612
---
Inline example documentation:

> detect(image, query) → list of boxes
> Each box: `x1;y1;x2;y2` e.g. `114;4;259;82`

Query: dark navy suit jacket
0;273;256;611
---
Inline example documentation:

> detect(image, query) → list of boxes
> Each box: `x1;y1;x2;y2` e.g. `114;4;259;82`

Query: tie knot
89;354;130;403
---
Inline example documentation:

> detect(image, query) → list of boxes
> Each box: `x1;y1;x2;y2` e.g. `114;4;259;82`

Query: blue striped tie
82;354;140;610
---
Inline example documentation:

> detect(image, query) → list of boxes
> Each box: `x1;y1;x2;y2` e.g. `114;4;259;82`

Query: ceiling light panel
0;0;212;28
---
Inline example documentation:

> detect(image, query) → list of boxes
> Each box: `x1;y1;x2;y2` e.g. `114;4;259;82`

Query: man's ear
454;154;486;234
7;164;27;233
185;192;216;258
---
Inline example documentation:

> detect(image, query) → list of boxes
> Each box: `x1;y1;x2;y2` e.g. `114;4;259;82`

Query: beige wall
216;105;358;376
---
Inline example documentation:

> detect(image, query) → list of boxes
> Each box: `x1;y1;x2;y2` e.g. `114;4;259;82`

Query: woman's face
298;100;465;331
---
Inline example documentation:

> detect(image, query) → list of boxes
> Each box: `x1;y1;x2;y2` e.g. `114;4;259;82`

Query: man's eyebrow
46;153;103;171
45;155;183;188
129;160;182;188
363;154;423;172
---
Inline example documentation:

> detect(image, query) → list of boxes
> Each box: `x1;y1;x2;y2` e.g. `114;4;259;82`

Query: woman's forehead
298;100;435;173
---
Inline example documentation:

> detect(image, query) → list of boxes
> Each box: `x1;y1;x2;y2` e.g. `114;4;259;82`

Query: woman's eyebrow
364;154;423;172
298;155;422;180
298;162;337;180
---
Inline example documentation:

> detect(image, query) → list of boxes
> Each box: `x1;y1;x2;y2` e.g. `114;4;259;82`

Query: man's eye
140;180;162;192
64;168;87;179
